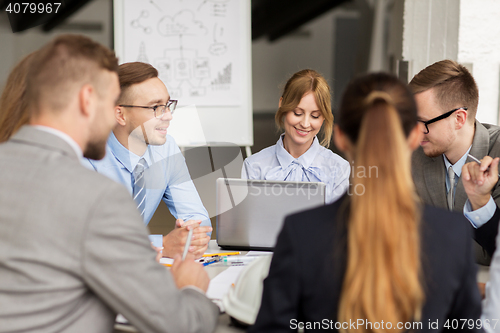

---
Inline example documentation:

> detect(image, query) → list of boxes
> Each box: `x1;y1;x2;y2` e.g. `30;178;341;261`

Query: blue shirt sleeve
463;196;496;228
161;143;211;233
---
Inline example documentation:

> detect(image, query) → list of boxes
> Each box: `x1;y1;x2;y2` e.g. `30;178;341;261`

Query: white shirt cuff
463;196;496;228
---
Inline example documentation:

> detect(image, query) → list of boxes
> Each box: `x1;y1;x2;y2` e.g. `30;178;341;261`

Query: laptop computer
216;178;326;251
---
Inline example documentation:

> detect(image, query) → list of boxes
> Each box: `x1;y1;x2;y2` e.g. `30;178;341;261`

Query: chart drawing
121;0;242;107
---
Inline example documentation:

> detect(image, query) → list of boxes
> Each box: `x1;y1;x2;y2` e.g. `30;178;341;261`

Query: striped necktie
133;158;147;217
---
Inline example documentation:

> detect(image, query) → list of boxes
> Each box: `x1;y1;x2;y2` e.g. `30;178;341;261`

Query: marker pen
221;256;256;264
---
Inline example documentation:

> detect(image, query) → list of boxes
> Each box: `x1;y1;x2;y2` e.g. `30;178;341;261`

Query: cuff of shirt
463;196;496;228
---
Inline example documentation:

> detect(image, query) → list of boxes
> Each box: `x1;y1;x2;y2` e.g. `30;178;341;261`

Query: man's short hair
25;34;118;115
117;62;159;104
409;60;479;121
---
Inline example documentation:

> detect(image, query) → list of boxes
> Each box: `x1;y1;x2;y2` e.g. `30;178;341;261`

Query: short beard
84;138;107;160
423;146;446;158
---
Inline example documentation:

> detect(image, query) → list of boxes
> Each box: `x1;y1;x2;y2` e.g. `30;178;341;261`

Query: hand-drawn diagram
122;0;241;107
136;42;149;63
130;11;152;34
157;10;207;37
211;63;231;90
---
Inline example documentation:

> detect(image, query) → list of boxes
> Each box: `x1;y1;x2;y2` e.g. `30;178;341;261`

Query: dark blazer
476;206;500;257
412;120;500;262
250;196;482;332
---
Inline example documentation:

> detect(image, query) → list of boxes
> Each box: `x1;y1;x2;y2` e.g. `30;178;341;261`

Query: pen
203;261;218;267
202;257;221;266
181;228;194;261
221;256;256;264
467;154;500;178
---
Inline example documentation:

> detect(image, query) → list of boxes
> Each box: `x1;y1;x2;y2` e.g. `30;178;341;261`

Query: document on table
206;265;246;301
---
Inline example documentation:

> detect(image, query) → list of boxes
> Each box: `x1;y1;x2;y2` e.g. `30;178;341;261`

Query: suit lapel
424;156;448;208
469;121;490;160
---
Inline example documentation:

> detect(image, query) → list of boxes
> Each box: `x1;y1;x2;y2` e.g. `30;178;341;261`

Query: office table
114;240;253;333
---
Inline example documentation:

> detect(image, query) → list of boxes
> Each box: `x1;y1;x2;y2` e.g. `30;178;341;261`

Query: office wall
0;0;112;89
458;0;500;125
251;9;337;113
402;0;460;80
402;0;500;125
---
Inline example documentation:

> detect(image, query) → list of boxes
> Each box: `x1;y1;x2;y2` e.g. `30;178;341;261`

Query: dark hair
117;62;159;104
25;34;118;115
409;60;478;122
275;69;333;147
337;73;423;332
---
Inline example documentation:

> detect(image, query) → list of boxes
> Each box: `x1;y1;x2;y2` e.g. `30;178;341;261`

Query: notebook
216;178;326;250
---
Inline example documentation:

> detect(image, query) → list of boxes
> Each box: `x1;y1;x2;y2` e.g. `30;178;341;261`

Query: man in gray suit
0;35;218;332
410;59;500;264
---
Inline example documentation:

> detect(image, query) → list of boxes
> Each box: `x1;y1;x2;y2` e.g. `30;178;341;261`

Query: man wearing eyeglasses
410;59;500;265
83;62;211;259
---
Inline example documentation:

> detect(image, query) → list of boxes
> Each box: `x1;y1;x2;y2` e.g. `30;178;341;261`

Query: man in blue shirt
84;62;211;258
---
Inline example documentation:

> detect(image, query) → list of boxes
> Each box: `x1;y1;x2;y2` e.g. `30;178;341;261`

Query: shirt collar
275;134;321;169
108;132;152;173
443;146;472;178
32;125;83;158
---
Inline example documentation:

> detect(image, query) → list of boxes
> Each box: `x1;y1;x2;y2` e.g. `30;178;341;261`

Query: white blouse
242;135;350;204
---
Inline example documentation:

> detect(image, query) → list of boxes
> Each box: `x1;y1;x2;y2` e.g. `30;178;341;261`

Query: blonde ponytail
338;92;424;333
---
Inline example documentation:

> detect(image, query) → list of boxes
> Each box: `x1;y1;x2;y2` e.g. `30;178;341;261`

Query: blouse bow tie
264;160;323;182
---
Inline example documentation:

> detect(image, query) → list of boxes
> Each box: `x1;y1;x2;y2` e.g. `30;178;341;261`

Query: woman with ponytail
249;73;482;332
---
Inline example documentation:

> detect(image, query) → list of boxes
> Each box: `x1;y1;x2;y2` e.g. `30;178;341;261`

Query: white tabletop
114;240;251;333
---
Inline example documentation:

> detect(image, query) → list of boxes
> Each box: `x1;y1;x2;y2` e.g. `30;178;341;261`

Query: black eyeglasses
119;100;178;119
418;107;467;134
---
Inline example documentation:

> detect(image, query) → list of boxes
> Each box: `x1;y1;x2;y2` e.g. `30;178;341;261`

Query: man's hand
462;156;500;210
171;254;210;292
162;219;212;259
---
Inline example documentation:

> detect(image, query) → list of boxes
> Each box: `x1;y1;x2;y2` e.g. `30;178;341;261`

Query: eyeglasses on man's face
417;107;467;134
119;99;178;119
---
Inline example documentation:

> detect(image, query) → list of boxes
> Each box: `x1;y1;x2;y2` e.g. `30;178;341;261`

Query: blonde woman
0;52;36;143
250;73;482;332
242;69;350;204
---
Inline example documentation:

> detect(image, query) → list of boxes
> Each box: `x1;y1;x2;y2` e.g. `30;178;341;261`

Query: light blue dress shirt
464;196;496;228
443;148;470;196
241;135;350;204
82;133;210;231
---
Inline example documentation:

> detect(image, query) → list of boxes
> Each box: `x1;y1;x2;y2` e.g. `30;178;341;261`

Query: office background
1;0;500;237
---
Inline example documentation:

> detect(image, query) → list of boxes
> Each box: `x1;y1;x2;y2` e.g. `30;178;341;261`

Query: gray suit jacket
412;120;500;264
0;127;218;333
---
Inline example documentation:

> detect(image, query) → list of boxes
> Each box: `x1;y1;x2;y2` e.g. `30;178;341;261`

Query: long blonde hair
337;73;424;332
0;52;36;142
